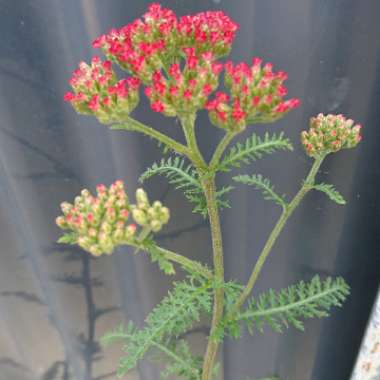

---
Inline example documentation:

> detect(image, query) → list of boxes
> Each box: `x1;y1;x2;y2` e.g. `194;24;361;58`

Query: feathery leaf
102;277;212;377
233;174;287;210
140;157;232;216
217;132;293;173
225;276;349;336
312;183;346;205
102;327;201;380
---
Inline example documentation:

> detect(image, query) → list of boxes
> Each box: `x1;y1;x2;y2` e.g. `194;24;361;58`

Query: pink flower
151;100;165;112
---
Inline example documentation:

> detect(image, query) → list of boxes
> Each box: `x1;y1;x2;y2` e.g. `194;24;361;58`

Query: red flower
151;100;165;112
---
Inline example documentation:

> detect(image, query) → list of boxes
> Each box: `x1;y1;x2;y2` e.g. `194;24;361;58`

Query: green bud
150;220;162;232
160;207;170;224
132;209;148;226
88;245;102;257
136;188;149;209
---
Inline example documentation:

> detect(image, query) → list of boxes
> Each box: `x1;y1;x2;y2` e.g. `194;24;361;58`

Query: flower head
205;58;300;131
64;57;140;123
92;3;178;83
56;181;170;256
144;50;222;116
301;113;362;157
177;11;238;58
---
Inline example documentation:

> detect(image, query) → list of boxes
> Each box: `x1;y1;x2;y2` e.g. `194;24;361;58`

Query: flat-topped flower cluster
64;3;300;131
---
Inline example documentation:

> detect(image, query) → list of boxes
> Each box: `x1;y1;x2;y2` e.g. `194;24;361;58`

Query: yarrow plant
58;4;362;379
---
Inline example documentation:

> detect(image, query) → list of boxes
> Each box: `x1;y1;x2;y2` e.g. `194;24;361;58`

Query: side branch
230;155;326;313
111;116;192;158
135;241;213;279
209;131;238;169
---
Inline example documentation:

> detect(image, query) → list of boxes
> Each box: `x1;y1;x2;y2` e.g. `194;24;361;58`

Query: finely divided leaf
233;174;287;210
105;277;212;377
312;183;346;205
140;157;232;216
217;132;293;173
235;276;350;334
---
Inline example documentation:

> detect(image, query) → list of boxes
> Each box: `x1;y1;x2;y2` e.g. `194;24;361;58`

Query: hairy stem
111;116;192;158
201;178;225;380
141;243;213;279
230;155;326;313
209;131;237;169
180;114;208;170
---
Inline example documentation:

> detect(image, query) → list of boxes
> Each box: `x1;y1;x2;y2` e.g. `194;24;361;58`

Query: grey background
0;0;379;379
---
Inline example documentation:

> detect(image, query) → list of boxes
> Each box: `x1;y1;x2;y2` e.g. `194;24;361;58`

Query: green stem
147;244;213;279
230;155;326;313
111;116;192;158
180;114;208;170
201;178;225;380
209;131;237;169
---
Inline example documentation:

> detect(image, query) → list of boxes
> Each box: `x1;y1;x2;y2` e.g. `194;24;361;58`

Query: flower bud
159;207;170;224
150;220;162;232
132;209;148;226
125;224;137;240
136;188;149;209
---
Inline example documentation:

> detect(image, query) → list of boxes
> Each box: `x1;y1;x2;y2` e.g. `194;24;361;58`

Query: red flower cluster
92;4;178;83
205;58;300;131
177;11;238;58
144;49;223;116
65;4;299;130
92;3;238;83
64;57;140;124
301;114;362;157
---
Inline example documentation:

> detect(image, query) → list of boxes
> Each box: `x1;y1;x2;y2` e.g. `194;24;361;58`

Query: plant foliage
101;276;213;377
140;156;232;216
233;174;287;210
224;276;349;336
312;183;346;205
216;132;293;173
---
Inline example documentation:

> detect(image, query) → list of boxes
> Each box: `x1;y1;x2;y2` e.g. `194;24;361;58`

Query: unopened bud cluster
56;180;135;256
131;188;170;232
56;182;170;256
301;113;362;157
205;58;300;132
144;49;222;116
64;56;140;124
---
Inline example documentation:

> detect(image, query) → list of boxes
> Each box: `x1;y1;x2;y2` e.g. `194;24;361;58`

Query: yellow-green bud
150;220;162;232
136;188;149;209
132;209;148;226
160;207;170;224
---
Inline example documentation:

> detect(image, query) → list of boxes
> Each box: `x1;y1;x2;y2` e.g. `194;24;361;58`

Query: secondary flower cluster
301;113;362;157
177;10;239;59
56;181;169;256
131;188;170;232
205;58;300;131
64;56;140;124
145;49;223;116
92;4;238;83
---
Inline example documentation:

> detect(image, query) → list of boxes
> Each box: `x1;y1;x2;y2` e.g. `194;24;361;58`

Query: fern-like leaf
230;276;349;335
160;340;202;380
102;327;201;380
312;183;346;205
140;157;232;216
217;132;293;173
233;174;287;210
104;277;212;377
